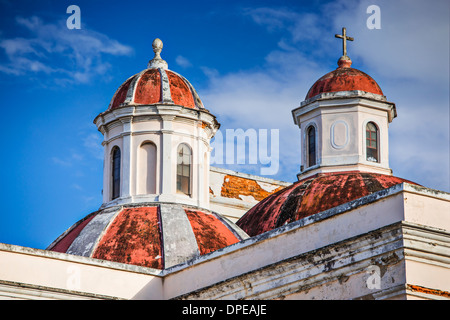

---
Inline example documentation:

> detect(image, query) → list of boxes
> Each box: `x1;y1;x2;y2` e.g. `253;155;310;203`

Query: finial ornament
335;27;354;60
148;38;168;69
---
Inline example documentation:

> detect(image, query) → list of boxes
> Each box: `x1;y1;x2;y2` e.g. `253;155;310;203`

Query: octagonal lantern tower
291;28;396;179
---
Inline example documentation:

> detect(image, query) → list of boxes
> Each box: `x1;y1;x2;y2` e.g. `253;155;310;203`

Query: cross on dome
335;27;354;59
148;38;168;69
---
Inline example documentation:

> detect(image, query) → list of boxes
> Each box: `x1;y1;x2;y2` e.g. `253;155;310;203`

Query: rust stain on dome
237;171;418;237
108;68;201;111
166;70;196;109
185;209;240;255
306;67;383;100
110;77;133;110
92;207;163;269
48;204;247;270
134;69;162;104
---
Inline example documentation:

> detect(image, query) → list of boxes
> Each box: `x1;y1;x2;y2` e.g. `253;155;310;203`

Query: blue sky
0;0;448;250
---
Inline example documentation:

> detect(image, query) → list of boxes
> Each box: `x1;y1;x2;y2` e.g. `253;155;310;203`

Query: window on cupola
111;147;121;200
307;126;316;167
366;122;379;162
177;143;192;196
139;142;157;195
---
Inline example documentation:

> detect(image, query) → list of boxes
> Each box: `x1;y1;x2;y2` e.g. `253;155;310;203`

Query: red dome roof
236;171;418;237
305;58;384;100
108;68;204;110
48;204;247;269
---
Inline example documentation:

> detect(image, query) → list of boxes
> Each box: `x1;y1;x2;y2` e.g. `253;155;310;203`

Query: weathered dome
236;171;418;237
108;68;204;110
48;204;247;269
305;57;384;100
108;38;204;111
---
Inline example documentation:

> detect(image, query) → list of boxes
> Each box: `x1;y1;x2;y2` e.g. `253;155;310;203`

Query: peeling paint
408;284;450;298
134;69;162;104
166;70;196;108
220;174;284;202
185;209;240;255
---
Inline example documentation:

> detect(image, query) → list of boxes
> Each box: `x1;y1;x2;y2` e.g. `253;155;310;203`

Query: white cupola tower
291;28;396;180
94;38;220;209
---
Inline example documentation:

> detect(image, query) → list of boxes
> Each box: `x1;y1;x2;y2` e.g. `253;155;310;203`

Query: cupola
291;28;396;179
48;39;247;270
108;39;204;110
93;38;220;209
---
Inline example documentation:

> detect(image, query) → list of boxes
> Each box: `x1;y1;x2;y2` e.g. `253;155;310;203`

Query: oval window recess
331;120;349;149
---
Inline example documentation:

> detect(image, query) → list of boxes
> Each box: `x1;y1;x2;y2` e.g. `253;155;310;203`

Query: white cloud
51;156;72;167
175;55;192;68
0;16;133;84
71;183;83;191
243;7;299;31
201;50;321;181
51;151;85;167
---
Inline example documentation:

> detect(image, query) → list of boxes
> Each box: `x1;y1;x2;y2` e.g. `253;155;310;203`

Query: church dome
108;38;204;110
305;57;384;100
108;68;204;110
48;203;247;269
236;171;418;237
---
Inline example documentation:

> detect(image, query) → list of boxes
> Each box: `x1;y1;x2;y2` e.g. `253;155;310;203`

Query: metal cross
335;27;354;58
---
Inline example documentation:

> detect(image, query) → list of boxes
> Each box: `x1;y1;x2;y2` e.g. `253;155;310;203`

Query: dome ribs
50;204;246;270
108;67;203;110
173;71;204;109
48;213;97;253
166;70;196;109
109;77;133;110
134;69;162;105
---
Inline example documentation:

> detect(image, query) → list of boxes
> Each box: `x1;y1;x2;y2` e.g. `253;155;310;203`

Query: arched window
307;126;316;167
177;143;192;196
138;142;157;195
111;147;121;200
366;122;379;162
